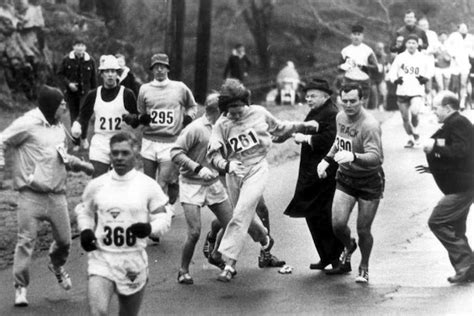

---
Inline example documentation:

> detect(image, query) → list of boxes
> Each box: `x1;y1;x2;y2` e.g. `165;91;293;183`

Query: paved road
0;111;473;315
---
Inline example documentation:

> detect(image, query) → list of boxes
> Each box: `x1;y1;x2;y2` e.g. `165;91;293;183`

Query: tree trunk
55;0;66;4
194;0;212;104
79;0;95;13
164;0;185;80
95;0;124;38
241;0;273;75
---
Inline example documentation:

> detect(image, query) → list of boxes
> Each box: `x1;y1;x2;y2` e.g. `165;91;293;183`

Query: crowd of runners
0;8;473;316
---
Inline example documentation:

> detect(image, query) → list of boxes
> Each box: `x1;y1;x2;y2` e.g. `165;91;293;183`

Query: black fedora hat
304;78;333;95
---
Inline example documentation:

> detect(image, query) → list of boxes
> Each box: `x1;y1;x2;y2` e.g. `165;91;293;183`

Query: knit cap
38;85;64;124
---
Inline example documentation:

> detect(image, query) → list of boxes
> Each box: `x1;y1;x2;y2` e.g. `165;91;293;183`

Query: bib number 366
103;225;136;247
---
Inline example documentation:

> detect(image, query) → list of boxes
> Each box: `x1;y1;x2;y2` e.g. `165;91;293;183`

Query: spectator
371;42;388;110
276;61;300;105
223;44;252;82
57;38;97;149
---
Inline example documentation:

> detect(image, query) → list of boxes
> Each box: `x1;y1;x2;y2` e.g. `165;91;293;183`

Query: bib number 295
150;109;174;126
103;226;136;247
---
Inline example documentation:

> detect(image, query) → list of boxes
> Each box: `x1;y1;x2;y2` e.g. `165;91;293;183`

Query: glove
122;113;140;128
71;121;82;139
293;133;311;144
197;166;218;180
394;77;403;85
271;134;291;143
416;76;428;85
334;150;355;164
183;114;193;128
415;165;431;174
303;120;319;132
317;159;329;179
129;222;152;238
80;229;97;252
138;114;152;126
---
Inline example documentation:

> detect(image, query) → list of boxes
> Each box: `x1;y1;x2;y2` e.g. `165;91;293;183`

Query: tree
95;0;125;37
194;0;213;103
239;0;274;75
164;0;185;80
79;0;95;13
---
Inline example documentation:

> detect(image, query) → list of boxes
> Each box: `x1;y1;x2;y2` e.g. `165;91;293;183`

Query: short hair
234;43;244;49
205;92;220;115
405;9;416;16
115;53;126;60
110;132;139;151
438;91;460;110
340;83;364;99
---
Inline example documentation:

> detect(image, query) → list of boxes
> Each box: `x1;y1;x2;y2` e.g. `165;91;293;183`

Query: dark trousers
306;213;344;263
66;92;88;140
428;192;474;273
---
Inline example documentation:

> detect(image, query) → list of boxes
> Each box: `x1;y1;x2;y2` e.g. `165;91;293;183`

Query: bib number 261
103;226;136;247
228;129;259;153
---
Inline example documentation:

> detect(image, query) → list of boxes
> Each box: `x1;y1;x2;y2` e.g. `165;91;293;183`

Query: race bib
56;144;69;164
98;116;122;131
150;109;174;127
228;129;259;153
101;208;137;248
336;135;353;152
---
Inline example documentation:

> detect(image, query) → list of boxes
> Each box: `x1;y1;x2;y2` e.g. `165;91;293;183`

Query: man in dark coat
390;9;428;54
223;44;252;82
57;38;97;148
283;78;344;270
416;90;474;283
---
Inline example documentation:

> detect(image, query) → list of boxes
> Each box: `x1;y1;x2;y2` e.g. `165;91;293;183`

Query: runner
0;85;94;307
390;9;428;54
207;79;318;282
388;34;429;148
136;53;197;218
434;32;452;91
418;17;439;108
76;132;171;316
171;93;282;284
71;55;138;178
317;83;384;283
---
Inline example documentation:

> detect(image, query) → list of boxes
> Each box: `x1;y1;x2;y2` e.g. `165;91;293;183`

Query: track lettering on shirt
150;109;174;127
228;129;259;153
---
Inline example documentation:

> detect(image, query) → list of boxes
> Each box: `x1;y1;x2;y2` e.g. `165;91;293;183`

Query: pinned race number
56;144;69;164
228;129;259;153
335;135;353;152
150;109;174;127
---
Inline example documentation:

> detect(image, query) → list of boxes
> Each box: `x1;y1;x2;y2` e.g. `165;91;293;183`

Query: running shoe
177;271;194;285
202;231;216;259
217;266;237;283
404;139;415;148
326;238;357;275
355;267;369;283
48;263;72;291
14;286;28;307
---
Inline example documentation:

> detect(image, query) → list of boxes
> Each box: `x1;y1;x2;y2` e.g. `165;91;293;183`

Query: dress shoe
447;265;474;283
325;261;351;275
309;261;330;270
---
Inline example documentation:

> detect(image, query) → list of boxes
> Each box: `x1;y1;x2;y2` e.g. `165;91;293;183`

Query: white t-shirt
93;86;128;136
340;43;375;68
388;50;429;96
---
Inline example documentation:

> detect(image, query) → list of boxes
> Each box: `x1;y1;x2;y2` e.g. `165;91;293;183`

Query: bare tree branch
327;0;388;25
304;0;350;41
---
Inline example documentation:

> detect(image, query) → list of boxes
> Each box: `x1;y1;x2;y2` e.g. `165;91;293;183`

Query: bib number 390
336;135;353;152
150;109;174;127
103;226;136;247
228;129;259;153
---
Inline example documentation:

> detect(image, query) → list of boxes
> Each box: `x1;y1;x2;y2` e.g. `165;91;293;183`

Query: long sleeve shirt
0;108;84;193
388;50;429;96
76;169;170;253
137;79;197;143
208;105;306;169
170;115;219;185
327;108;383;178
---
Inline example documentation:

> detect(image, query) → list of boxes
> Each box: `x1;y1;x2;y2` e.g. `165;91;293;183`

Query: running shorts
336;168;385;200
179;179;228;207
